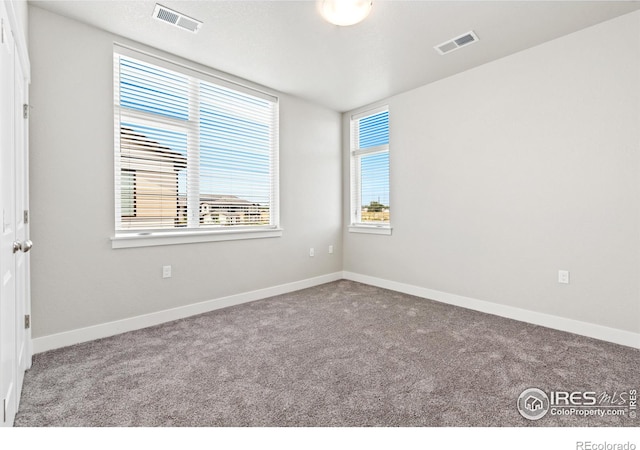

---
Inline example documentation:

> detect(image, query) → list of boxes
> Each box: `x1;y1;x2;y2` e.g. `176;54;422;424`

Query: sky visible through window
119;57;272;205
361;152;389;207
358;111;389;207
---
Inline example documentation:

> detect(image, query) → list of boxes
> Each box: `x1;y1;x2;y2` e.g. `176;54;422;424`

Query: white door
0;4;31;427
0;6;18;426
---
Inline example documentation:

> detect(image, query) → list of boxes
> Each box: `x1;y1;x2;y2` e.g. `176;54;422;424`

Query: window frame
349;105;391;235
111;45;281;249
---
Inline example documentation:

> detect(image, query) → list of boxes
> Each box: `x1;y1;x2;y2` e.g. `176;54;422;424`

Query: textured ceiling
30;0;640;112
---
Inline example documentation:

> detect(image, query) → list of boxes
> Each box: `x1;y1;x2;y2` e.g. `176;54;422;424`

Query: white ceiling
30;0;640;112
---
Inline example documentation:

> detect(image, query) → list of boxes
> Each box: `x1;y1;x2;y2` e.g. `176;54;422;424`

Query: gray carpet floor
15;280;640;426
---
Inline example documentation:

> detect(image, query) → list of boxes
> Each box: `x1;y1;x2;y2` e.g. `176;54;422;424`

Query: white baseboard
32;272;343;354
32;270;640;353
342;271;640;349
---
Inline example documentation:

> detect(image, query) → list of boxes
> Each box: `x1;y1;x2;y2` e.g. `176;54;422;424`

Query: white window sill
111;227;283;249
348;225;392;235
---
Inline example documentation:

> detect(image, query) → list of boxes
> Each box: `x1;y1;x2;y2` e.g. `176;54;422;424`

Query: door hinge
24;210;28;224
2;398;5;423
23;104;29;119
1;19;4;45
24;315;30;329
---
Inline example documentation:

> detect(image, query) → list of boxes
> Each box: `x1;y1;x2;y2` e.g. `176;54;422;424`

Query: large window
113;46;279;245
350;106;390;233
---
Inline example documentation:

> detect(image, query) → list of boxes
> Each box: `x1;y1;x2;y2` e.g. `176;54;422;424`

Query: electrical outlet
558;270;569;284
162;265;172;278
309;248;315;257
328;245;334;254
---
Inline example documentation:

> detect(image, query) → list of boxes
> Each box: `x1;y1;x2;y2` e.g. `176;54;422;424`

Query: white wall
343;11;640;335
28;6;342;339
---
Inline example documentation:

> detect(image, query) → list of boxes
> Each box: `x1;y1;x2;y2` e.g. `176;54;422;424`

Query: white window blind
113;46;279;236
350;106;390;227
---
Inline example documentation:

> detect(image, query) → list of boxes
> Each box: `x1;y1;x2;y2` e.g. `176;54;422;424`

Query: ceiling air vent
434;31;479;55
153;4;202;33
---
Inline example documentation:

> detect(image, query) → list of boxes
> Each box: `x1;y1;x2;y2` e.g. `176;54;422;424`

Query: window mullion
353;144;388;157
186;79;200;228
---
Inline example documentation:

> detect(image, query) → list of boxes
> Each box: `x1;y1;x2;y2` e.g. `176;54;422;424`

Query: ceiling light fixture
321;0;373;27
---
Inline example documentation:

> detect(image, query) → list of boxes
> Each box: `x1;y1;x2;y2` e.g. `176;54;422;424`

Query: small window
350;107;390;233
113;46;280;245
